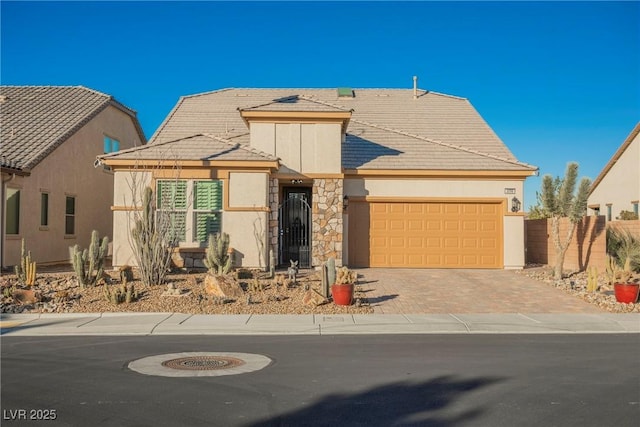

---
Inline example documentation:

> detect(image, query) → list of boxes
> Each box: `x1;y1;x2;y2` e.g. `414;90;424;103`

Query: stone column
268;178;279;264
311;178;343;267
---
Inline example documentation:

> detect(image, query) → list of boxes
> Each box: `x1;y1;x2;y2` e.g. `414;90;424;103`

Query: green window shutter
194;212;221;242
194;181;222;210
157;181;187;209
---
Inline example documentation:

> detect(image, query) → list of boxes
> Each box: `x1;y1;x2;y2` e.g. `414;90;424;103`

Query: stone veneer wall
268;178;279;264
312;178;343;267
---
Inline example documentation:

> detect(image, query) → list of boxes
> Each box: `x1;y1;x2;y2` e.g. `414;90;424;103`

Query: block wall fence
525;217;640;271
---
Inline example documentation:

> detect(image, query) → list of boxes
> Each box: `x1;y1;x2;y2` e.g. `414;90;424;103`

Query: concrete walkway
1;312;638;336
1;268;638;336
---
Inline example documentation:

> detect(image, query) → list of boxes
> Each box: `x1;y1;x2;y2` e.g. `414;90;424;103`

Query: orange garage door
348;201;503;268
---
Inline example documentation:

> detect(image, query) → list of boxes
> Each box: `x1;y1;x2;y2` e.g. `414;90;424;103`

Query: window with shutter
156;180;188;242
193;180;223;242
155;179;223;245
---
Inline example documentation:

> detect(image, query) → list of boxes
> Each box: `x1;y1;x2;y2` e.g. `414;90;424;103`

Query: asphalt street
1;334;639;427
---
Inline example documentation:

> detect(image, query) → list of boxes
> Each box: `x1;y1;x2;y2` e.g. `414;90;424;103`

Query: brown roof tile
0;85;145;171
148;88;537;172
100;133;277;162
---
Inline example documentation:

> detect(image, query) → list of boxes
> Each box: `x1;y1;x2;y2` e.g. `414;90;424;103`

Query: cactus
606;255;632;285
103;282;138;304
204;232;232;275
15;239;36;286
327;257;336;285
268;248;275;279
335;266;357;285
321;261;329;298
586;266;598;293
69;230;109;288
249;278;264;292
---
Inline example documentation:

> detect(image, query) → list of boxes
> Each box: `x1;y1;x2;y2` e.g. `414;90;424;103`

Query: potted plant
606;228;640;304
606;256;639;304
331;266;357;306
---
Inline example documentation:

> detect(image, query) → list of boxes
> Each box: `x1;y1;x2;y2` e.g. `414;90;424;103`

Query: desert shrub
607;227;640;272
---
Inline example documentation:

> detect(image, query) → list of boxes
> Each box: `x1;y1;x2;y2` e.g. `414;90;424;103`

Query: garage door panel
350;201;502;268
426;221;442;230
408;220;424;231
407;237;423;248
444;221;460;231
389;220;405;230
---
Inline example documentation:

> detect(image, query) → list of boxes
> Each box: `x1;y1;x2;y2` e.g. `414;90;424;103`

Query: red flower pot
331;283;354;306
614;283;640;304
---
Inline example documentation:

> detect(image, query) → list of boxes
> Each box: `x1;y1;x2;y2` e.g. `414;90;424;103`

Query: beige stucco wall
111;170;152;267
588;132;639;219
344;177;527;269
250;122;341;174
3;106;143;267
110;170;269;269
344;178;525;201
223;211;269;268
503;215;525;269
229;172;268;207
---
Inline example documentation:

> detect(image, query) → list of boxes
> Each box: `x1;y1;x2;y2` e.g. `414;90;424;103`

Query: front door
278;187;312;268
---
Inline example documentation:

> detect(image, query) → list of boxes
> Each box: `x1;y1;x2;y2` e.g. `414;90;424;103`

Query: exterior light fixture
290;179;303;184
343;195;349;211
511;196;521;213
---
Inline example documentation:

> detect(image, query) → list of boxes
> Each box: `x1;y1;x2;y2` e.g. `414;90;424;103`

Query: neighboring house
1;86;146;268
588;122;640;221
99;84;537;270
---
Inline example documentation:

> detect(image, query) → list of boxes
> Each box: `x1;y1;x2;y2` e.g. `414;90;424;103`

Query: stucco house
588;122;640;221
1;86;145;268
99;84;537;270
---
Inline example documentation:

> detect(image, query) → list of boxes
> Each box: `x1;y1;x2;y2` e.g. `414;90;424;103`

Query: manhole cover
128;352;271;377
161;355;245;371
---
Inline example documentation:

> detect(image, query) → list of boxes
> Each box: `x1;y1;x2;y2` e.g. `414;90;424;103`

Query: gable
0;86;145;172
589;122;640;196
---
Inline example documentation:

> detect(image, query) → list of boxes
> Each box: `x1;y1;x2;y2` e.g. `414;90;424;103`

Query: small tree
130;186;176;286
533;162;591;280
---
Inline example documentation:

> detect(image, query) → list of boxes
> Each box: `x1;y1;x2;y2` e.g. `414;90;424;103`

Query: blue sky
2;1;639;210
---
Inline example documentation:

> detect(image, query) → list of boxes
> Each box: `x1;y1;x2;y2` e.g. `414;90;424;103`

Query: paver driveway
355;268;605;314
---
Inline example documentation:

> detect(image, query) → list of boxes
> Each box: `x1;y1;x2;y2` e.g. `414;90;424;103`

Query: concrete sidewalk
1;312;639;336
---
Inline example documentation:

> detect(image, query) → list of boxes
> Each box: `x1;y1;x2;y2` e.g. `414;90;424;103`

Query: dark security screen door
279;187;311;267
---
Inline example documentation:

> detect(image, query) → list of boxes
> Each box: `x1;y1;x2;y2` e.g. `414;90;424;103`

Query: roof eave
343;168;538;179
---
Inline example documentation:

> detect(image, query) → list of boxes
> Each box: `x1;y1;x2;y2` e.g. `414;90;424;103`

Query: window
193;180;223;242
6;188;20;234
634;202;639;217
606;204;612;222
41;193;49;227
157;180;187;243
65;196;76;235
103;136;120;153
156;179;223;245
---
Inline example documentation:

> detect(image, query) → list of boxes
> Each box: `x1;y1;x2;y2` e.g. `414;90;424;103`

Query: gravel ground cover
1;267;374;315
2;264;638;314
516;265;640;313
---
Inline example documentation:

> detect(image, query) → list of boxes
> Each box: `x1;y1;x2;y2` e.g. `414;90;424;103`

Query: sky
2;1;639;210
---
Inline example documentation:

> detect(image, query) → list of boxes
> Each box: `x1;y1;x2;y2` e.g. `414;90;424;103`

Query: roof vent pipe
413;76;418;99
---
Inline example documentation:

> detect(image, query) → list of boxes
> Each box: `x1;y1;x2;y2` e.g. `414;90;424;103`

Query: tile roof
240;95;352;113
149;87;537;172
99;133;278;162
0;85;145;171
